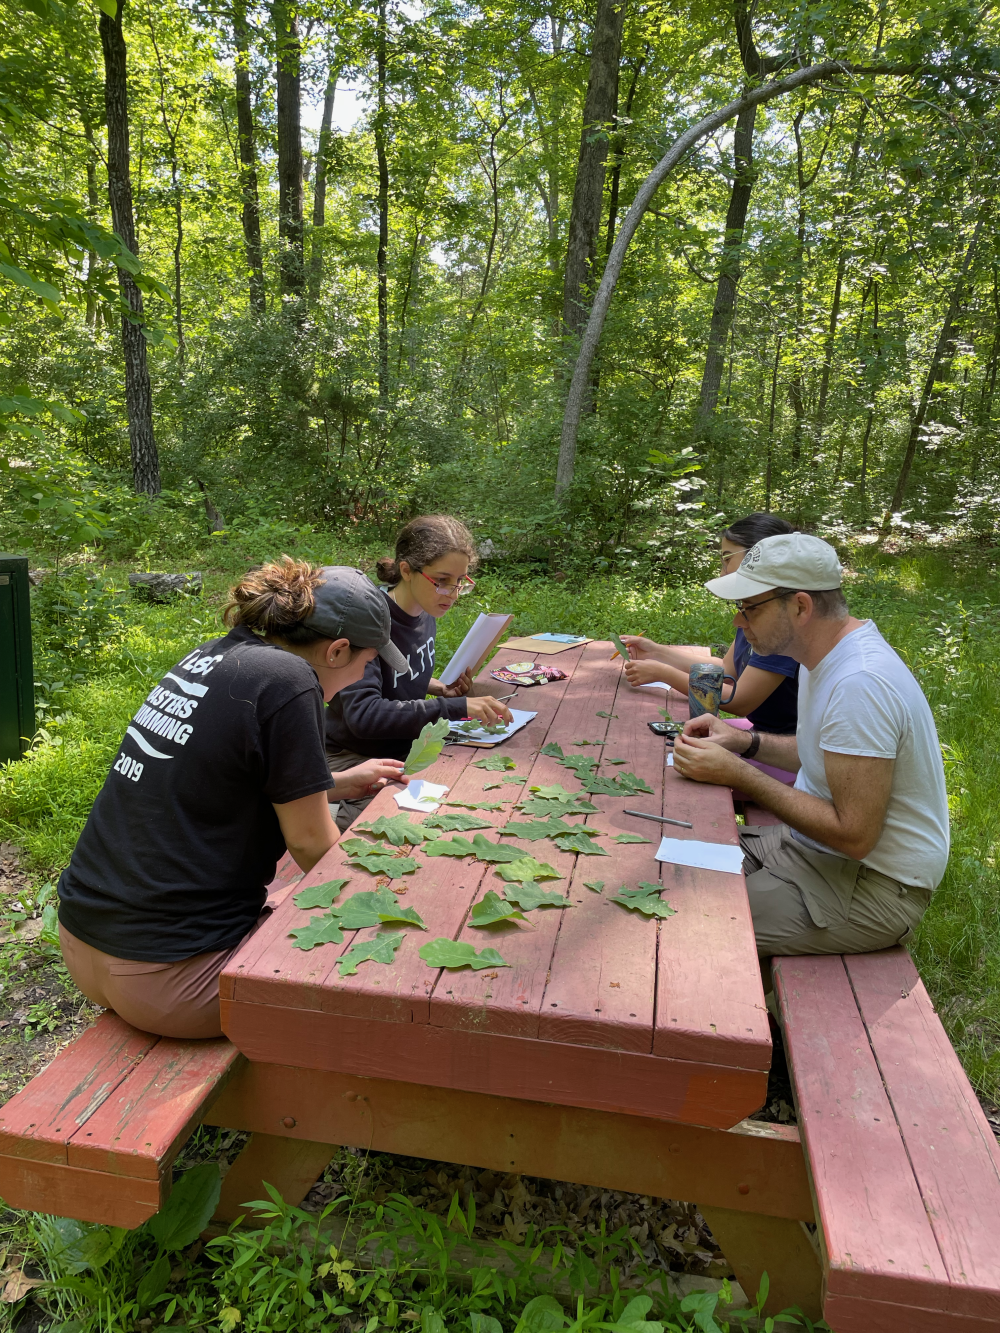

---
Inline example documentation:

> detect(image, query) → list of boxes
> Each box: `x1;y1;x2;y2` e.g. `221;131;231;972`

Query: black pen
624;808;694;830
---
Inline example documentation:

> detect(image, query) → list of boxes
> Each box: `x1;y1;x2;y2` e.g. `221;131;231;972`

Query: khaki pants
327;747;375;832
59;921;258;1040
740;824;932;959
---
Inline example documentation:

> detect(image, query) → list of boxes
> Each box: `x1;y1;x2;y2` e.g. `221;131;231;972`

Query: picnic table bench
1;641;998;1331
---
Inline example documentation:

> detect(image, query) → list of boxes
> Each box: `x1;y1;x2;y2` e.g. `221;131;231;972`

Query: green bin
0;555;35;762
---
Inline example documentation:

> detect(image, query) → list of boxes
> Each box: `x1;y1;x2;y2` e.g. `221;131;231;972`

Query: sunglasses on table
418;570;476;597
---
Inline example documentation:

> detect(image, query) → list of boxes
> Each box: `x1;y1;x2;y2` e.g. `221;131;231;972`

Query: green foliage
501;882;571;910
494;857;562;882
292;878;350;910
475;754;518;771
423;811;493;831
583;880;605;893
338;931;406;976
419;939;509;971
289;914;345;950
405;718;450;775
337;888;425;930
358;813;429;845
424;832;526;863
31;570;126;668
553;832;609;855
345;848;420;876
615;833;651;844
469;890;524;926
611;885;677;919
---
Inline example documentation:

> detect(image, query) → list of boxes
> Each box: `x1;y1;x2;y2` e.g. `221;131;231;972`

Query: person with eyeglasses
671;533;949;960
325;515;513;830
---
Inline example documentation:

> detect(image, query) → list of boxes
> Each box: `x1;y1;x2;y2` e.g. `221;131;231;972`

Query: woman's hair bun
223;555;326;643
378;514;477;587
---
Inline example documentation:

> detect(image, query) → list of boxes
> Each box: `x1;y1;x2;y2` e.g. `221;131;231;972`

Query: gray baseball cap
304;566;409;676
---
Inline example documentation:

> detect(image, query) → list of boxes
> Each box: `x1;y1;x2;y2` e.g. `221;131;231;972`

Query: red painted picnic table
221;640;770;1131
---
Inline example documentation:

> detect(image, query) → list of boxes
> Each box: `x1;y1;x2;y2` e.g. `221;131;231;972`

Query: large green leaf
293;878;349;910
339;835;380;856
494;856;562;882
289;915;345;950
553;831;609;855
337;931;405;976
337;888;424;930
346;850;419;876
445;799;505;811
498;817;574;841
502;883;571;910
404;716;451;774
610;632;630;661
357;813;429;845
616;771;655;795
559;754;597;777
148;1164;221;1250
580;775;623;795
423;811;493;832
611;884;677;919
469;891;524;926
474;753;518;771
519;795;597;816
424;833;525;863
540;742;565;758
419;939;509;971
614;833;651;844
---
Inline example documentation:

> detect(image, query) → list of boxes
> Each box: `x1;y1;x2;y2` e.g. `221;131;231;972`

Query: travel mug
688;663;737;718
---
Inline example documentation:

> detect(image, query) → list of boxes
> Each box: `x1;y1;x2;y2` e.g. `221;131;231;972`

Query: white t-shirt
792;620;949;889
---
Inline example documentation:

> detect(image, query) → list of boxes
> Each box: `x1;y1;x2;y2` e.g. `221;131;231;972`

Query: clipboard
439;613;514;685
501;636;592;655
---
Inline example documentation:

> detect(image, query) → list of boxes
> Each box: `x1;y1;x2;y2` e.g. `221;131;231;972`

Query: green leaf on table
540;742;565;758
404;716;451;775
445;799;505;811
614;832;651;844
494;856;562;882
424;835;477;859
610;631;630;661
596;711;618;719
424;832;524;862
616;771;655;795
337;931;405;977
469;891;525;927
358;813;428;846
583;880;605;893
580;775;625;796
611;884;677;919
502;883;571;911
559;754;597;778
423;811;493;832
475;754;518;771
605;758;627;765
572;739;598;747
293;878;349;910
553;831;609;855
482;782;502;790
519;794;598;817
502;775;522;783
346;850;419;876
419;939;510;971
289;914;345;950
336;888;400;929
467;833;528;862
499;817;574;841
528;783;577;801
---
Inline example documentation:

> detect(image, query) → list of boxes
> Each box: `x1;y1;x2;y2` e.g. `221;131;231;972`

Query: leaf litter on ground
419;939;509;971
292;878;349;910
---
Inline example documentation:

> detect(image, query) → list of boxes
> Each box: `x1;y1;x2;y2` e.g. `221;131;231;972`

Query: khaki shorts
327;747;376;833
740;824;932;959
59;920;261;1040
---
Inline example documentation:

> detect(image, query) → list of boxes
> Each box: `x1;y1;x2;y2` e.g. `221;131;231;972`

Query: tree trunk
273;0;304;297
308;62;337;304
605;49;646;255
375;0;390;407
561;0;627;344
79;104;102;327
99;0;160;497
234;0;265;313
765;334;782;511
696;99;756;426
884;215;984;524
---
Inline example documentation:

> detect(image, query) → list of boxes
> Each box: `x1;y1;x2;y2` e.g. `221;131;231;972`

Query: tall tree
561;0;627;344
234;0;265;313
99;0;160;496
374;0;390;406
273;0;304;297
308;57;338;304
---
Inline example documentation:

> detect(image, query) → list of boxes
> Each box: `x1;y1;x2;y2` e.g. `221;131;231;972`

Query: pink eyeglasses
419;570;476;597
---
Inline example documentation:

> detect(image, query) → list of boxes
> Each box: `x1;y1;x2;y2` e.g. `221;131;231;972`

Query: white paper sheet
655;836;744;875
448;708;537;746
439;613;512;686
667;752;674;766
394;779;449;813
638;681;673;691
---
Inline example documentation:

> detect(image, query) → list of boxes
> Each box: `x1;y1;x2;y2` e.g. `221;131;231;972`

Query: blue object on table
531;633;586;643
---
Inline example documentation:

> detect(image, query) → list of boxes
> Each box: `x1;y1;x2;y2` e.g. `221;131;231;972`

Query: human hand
610;635;657;662
435;669;473;698
333;758;408;800
672;733;744;786
466;696;514;726
682;713;745;749
624;658;670;686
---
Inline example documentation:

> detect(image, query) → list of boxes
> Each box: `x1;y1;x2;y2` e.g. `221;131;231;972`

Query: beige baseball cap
706;533;843;600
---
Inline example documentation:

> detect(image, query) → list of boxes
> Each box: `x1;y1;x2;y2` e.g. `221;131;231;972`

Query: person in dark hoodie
326;515;513;829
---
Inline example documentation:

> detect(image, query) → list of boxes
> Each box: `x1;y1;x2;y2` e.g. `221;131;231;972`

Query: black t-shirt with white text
58;625;333;961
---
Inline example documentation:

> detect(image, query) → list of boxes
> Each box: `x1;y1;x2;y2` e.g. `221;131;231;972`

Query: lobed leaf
404;716;451;775
611;884;677;919
502;883;571;911
474;754;518;771
289;915;345;950
419;939;510;971
357;813;428;845
469;891;524;927
337;932;405;977
423;811;493;832
553;832;609;855
494;856;562;882
614;832;651;844
293;878;349;910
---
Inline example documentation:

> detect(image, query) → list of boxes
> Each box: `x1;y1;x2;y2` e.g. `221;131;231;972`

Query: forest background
1;0;999;1102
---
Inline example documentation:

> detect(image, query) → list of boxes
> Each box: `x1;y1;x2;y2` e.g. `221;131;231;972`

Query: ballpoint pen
623;808;694;830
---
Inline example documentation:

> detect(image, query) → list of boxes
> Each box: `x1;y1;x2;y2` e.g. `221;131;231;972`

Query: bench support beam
698;1205;822;1320
216;1133;336;1222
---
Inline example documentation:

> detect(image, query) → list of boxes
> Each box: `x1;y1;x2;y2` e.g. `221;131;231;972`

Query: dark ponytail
722;513;796;549
377;514;478;587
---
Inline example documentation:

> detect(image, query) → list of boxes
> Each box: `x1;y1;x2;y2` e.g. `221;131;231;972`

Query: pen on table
610;633;646;662
624;808;694;830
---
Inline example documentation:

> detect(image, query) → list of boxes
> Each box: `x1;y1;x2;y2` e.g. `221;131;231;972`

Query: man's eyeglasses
419;570;476;597
733;590;796;617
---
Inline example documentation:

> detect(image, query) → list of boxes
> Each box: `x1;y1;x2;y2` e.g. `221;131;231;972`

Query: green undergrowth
0;546;998;1098
0;1161;829;1333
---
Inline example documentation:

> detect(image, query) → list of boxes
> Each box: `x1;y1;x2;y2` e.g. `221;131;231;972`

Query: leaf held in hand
614;833;651;844
419;939;510;970
475;754;517;771
610;631;630;660
469;891;524;926
423;811;493;832
404;716;451;775
553;831;609;855
358;813;428;845
289;915;345;950
293;878;349;910
611;884;677;918
337;932;405;977
502;882;571;910
494;856;562;882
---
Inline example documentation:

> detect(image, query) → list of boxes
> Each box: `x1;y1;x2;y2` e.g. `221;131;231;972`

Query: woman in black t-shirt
57;559;410;1040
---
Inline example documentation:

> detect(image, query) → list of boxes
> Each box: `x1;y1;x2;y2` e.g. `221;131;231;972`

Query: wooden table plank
538;655;665;1051
65;1036;241;1180
845;949;1000;1319
431;642;623;1040
773;954;950;1308
0;1014;158;1164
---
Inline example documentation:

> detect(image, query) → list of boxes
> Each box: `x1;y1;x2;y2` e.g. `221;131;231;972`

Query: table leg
697;1205;822;1320
215;1133;336;1222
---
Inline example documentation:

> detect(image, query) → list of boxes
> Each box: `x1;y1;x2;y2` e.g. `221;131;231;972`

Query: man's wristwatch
742;730;761;760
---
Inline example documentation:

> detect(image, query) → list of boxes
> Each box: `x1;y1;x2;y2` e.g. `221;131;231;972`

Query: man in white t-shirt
672;533;949;957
